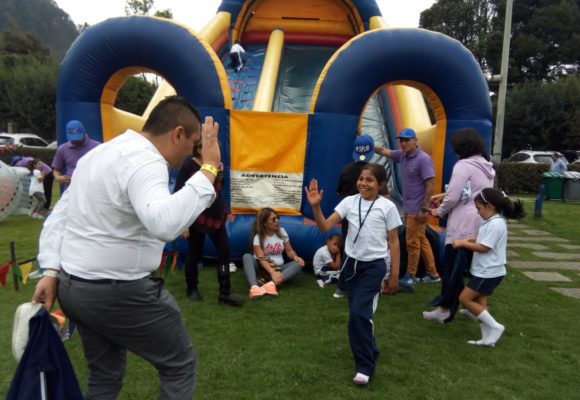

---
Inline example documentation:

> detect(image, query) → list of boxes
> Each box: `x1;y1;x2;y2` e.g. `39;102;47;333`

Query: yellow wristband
201;164;218;177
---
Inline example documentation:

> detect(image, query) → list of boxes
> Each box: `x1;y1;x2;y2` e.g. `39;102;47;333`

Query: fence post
10;241;19;291
535;184;545;217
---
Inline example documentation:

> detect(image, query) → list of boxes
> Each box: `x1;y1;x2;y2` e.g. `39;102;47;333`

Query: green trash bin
542;172;564;200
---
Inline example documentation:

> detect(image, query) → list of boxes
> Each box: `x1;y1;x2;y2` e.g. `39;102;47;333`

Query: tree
124;0;154;16
503;75;580;155
421;0;580;83
124;0;172;18
420;0;498;75
500;0;580;83
0;29;58;138
115;76;158;116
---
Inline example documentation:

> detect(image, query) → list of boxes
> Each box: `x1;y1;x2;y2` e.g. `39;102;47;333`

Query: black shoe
218;293;245;307
187;289;203;302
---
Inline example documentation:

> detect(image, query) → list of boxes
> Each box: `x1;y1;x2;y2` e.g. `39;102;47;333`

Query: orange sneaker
262;281;278;296
249;285;266;299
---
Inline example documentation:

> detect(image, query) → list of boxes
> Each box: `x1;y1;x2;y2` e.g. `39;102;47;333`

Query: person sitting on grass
242;208;305;298
453;188;525;346
312;233;342;288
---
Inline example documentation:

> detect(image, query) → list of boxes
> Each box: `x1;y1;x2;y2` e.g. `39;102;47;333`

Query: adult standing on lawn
13;156;54;209
31;96;220;400
423;128;495;323
549;152;567;174
52;120;100;191
375;128;440;284
173;139;244;307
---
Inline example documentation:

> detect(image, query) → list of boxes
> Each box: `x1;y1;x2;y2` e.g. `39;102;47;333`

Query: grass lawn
1;196;579;399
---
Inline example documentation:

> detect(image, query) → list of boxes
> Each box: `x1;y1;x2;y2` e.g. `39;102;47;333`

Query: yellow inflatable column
253;29;284;112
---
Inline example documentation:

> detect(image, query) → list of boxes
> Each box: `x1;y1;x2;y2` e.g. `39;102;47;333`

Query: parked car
0;133;51;149
506;150;568;164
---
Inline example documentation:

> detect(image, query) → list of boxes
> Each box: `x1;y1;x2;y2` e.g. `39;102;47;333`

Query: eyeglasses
398;138;412;142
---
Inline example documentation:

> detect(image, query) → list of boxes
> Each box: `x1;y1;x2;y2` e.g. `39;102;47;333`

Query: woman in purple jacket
423;128;495;323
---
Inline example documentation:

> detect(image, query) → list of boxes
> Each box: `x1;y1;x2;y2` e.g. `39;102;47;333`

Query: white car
506;150;568;164
0;133;51;149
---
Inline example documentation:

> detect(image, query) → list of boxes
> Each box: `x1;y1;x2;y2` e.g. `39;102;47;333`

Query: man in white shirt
31;96;221;399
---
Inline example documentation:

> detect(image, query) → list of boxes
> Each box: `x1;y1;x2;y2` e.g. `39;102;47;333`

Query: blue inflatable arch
307;28;492;197
56;16;231;144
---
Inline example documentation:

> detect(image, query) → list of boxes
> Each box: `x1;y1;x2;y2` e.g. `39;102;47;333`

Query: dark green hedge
496;162;580;194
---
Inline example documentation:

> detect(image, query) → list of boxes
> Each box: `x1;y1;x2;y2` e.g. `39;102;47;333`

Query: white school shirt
312;245;333;275
253;227;288;266
470;214;507;278
29;169;44;195
230;43;245;54
37;129;216;280
334;194;402;262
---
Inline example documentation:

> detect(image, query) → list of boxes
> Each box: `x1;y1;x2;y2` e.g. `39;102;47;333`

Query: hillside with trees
0;0;160;139
0;0;78;60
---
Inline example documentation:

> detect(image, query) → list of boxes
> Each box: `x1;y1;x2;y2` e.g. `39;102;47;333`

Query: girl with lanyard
305;163;402;385
453;188;525;346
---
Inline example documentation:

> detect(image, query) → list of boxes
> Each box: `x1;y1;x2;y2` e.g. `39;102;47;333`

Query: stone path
521;272;571;282
508;225;580;300
510;261;580;270
509;236;569;242
559;244;580;250
507;250;519;258
508;243;548;250
532;252;580;260
550;288;580;299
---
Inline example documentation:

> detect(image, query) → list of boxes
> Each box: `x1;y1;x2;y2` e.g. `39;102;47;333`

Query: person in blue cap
52;120;100;191
375;128;441;284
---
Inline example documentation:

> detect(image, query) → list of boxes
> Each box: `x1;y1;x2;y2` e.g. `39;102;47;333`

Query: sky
53;0;436;30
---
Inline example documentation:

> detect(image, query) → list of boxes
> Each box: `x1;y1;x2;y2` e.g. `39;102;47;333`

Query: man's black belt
62;270;146;284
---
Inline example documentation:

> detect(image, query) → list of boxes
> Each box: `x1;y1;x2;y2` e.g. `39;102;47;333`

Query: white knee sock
474;310;505;346
477;310;501;328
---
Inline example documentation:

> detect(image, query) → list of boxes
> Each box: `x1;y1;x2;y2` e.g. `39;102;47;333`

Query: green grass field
1;196;579;399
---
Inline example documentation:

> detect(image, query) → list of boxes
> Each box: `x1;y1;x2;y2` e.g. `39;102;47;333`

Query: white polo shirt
38;130;215;280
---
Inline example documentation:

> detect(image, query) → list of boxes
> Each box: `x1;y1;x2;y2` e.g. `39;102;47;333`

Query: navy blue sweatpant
343;257;386;377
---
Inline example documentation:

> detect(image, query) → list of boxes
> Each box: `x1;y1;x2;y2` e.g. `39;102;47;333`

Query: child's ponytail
477;188;526;220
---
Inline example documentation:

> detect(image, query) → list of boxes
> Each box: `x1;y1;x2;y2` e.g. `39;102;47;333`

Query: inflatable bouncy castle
55;0;492;260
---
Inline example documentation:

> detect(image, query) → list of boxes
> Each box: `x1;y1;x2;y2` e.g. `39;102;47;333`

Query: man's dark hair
142;96;201;137
451;128;489;160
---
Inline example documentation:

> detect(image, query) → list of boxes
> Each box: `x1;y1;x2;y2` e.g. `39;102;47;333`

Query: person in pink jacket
423;128;495;323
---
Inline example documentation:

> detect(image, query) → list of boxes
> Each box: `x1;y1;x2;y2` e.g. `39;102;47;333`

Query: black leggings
431;245;473;321
185;226;230;292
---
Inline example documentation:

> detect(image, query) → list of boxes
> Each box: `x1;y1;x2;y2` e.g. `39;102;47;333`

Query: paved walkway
508;221;580;299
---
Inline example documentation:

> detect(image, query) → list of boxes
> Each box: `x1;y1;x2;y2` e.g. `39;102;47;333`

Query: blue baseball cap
397;128;417;139
66;120;86;141
352;134;374;162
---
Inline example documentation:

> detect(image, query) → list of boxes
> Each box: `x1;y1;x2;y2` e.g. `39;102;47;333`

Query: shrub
496;162;580;194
